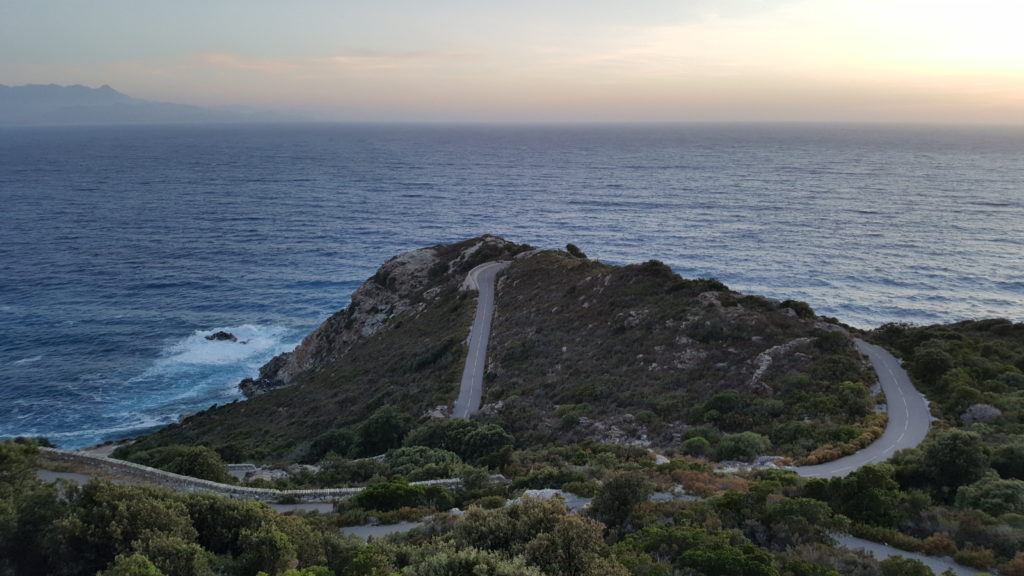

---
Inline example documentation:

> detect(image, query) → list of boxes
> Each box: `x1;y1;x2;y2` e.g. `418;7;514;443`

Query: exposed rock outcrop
747;337;816;393
206;331;238;342
239;235;532;397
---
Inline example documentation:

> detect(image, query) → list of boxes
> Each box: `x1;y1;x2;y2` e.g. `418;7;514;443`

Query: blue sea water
1;123;1022;448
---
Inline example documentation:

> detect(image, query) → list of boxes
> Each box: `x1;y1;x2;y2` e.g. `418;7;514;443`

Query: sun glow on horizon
1;0;1022;123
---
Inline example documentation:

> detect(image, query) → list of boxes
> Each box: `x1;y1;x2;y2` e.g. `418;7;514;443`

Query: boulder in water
205;331;238;342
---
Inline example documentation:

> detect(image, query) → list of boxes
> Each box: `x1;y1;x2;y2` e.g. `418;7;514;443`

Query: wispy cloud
326;49;479;71
197;52;298;74
327;54;410;71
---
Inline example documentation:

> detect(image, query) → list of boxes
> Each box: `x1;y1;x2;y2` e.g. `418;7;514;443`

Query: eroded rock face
239;352;292;397
239;235;531;397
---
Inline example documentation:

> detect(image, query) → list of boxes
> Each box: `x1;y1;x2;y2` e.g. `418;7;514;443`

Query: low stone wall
40;448;463;503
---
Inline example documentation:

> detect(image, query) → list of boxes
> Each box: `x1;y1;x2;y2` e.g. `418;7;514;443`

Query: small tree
524;515;610;576
589;472;652;533
922;430;990;498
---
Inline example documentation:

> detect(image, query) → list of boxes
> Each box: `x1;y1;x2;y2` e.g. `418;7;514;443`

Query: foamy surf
43;413;178;442
33;324;305;448
157;324;289;367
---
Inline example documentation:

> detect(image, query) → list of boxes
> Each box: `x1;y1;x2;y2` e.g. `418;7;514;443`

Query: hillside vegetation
118;237;875;465
485;250;876;459
119;236;533;461
14;238;1024;576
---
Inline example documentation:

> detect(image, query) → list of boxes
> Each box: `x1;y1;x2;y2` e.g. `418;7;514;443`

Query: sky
2;0;1022;123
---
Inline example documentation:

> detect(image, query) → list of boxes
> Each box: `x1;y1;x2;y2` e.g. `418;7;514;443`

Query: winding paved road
795;339;931;478
835;535;983;576
453;261;510;419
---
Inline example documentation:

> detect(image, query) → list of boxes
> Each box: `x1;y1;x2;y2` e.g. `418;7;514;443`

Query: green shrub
781;300;815;319
385;446;463;480
879;556;934;576
954;545;997;570
470;495;508;510
304;429;356;463
123;445;231;483
715;432;770;462
682;437;711;457
561;480;598;498
352;406;413;457
848;523;923;552
956;476;1024;516
352;481;426;511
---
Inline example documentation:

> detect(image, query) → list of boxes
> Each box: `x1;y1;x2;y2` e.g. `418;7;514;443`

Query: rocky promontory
124;236;875;462
240;236;534;397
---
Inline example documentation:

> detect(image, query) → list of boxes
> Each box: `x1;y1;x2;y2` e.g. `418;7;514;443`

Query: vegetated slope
484;250;877;457
869;318;1024;429
120;237;876;463
120;236;533;460
867;318;1024;478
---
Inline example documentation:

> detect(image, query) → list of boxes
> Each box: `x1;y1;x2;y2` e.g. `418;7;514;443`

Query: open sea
1;123;1022;448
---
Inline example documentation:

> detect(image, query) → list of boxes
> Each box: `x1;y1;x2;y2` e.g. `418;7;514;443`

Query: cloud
326;49;478;72
197;52;298;74
327;53;412;71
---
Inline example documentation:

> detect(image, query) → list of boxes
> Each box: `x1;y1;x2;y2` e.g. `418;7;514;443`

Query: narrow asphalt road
795;338;931;478
835;535;983;575
453;261;510;419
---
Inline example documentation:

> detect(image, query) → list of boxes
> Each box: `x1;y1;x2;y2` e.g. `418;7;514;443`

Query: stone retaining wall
41;448;464;503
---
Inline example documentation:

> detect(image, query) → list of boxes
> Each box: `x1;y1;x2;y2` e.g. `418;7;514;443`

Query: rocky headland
122;235;876;462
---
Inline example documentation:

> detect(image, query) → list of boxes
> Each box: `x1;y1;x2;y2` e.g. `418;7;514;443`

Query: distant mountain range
0;84;296;126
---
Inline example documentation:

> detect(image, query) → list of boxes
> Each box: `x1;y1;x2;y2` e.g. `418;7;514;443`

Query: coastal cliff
240;235;534;397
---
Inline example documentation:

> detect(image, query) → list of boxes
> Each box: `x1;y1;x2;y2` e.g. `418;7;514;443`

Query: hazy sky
2;0;1022;123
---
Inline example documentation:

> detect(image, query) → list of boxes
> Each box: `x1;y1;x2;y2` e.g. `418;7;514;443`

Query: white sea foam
13;355;42;365
158;324;288;367
44;413;177;440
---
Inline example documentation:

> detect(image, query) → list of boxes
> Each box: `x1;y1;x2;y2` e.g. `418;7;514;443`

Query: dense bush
351;481;428;511
404;419;513;467
304;429;356;463
803;464;910;528
118;444;232;483
0;442;355;576
715;432;771;462
384;446;463;480
682;436;711;457
352;406;414;457
955;476;1024;516
921;430;990;499
878;556;934;576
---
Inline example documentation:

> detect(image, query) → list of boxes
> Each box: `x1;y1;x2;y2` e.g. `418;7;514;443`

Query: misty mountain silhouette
0;84;282;126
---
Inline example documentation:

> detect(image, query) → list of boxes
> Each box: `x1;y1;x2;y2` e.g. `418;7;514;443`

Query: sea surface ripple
1;123;1021;447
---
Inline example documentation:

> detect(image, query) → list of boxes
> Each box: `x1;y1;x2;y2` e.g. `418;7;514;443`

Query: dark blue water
2;123;1022;447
